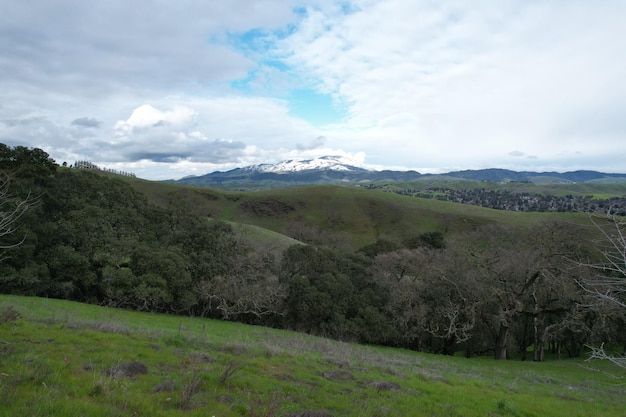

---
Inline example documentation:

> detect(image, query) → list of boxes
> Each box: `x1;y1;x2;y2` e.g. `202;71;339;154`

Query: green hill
124;177;591;252
1;295;624;417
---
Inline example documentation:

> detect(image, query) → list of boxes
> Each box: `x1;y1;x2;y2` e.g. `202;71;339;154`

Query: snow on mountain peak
246;156;368;173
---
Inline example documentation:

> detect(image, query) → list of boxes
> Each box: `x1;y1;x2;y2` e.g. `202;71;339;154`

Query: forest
0;144;624;362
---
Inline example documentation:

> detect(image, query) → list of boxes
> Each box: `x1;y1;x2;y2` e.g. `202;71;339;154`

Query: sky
1;0;625;180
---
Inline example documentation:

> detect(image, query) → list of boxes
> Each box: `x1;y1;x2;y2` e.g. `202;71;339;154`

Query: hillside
163;156;626;216
126;177;591;252
2;295;625;417
1;145;623;367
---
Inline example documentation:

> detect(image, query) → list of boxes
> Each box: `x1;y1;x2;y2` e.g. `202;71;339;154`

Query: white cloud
113;104;198;141
276;0;626;171
1;0;626;178
125;105;196;128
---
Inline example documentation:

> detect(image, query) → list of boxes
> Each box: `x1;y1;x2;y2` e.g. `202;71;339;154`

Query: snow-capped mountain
242;156;368;173
168;156;626;190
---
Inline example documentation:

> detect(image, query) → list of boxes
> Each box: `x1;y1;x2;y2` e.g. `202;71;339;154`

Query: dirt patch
369;381;401;392
65;320;131;335
191;352;215;363
288;412;334;417
104;361;148;378
216;343;247;356
320;369;355;381
0;306;20;323
179;352;215;366
153;379;177;393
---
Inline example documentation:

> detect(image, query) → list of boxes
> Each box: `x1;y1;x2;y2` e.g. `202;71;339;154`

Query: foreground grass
1;295;624;416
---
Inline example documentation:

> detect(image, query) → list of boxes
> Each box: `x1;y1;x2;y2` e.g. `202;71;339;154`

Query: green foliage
0;143;57;184
358;238;399;257
279;245;389;342
404;231;446;249
0;147;244;317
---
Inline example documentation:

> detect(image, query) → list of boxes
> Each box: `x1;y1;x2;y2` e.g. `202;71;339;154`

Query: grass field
1;295;624;416
117;173;597;252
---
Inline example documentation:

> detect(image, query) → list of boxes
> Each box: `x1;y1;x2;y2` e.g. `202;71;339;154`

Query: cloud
115;105;196;132
77;98;320;173
275;1;626;171
0;117;70;148
71;117;101;128
296;135;326;150
2;1;626;179
0;1;297;97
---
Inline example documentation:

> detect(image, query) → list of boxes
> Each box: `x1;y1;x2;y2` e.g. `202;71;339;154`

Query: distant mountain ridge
169;156;626;189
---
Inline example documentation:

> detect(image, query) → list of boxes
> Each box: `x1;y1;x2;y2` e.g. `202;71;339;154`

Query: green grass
110;172;607;252
220;220;304;256
1;295;625;416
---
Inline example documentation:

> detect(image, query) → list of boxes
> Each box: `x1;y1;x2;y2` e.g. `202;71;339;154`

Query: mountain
438;168;626;184
241;155;369;173
169;156;626;190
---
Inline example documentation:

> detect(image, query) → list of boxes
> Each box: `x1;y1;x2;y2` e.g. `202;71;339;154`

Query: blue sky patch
288;89;347;126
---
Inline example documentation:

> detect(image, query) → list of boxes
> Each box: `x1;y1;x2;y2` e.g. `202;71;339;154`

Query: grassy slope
122;176;592;251
378;179;626;199
1;295;625;417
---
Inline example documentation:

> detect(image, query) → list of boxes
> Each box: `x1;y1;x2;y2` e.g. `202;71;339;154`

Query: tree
0;175;36;261
456;222;585;360
404;231;446;250
372;246;473;353
0;144;57;186
279;245;389;342
579;213;626;368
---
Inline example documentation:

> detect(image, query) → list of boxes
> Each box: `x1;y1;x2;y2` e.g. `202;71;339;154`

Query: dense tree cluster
0;145;243;316
1;144;624;361
398;187;626;214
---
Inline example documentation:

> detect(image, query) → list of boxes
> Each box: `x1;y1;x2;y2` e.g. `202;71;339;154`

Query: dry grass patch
320;369;355;381
0;305;20;323
104;361;148;379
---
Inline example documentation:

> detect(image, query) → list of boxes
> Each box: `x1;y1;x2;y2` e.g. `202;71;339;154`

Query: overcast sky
1;1;625;179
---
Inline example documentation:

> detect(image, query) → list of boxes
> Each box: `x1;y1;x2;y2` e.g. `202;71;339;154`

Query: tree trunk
533;316;544;362
519;316;529;361
533;342;545;362
442;336;456;356
495;323;509;360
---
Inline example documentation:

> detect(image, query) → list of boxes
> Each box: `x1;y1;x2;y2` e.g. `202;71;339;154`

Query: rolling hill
127;175;593;252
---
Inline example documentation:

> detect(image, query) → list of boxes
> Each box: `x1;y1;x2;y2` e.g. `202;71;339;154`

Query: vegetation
579;213;626;368
0;143;624;365
1;295;625;416
369;183;626;214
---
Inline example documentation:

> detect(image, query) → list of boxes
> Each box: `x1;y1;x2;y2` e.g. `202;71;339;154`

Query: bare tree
198;273;286;321
579;213;626;368
455;222;584;360
0;175;36;261
581;214;626;308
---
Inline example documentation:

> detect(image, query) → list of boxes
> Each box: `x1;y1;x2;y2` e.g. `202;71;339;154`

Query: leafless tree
579;213;626;368
199;273;286;320
581;214;626;308
456;222;584;360
0;175;36;261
